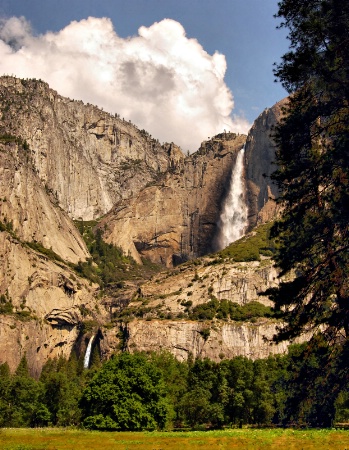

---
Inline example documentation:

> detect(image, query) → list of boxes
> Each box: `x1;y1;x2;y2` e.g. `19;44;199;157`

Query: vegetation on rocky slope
73;220;162;289
216;222;277;262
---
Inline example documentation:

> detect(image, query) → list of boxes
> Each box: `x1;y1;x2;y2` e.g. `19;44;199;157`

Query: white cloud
0;16;251;152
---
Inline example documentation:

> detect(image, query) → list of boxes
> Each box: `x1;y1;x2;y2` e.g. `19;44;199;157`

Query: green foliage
79;320;99;334
199;328;211;341
0;356;46;428
270;0;349;341
264;0;349;426
148;351;188;425
80;352;171;430
0;133;29;150
0;217;14;233
278;337;347;427
73;221;161;288
39;356;84;426
217;222;277;262
25;241;64;263
335;390;349;423
179;359;226;428
0;348;348;429
0;292;13;314
188;298;276;322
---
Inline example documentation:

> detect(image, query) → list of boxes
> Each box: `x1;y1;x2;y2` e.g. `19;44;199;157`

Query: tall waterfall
215;146;248;250
83;335;95;369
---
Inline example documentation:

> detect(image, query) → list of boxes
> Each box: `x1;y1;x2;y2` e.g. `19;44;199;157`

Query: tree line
0;344;348;430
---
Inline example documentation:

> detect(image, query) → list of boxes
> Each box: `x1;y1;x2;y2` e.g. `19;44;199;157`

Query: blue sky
0;0;289;151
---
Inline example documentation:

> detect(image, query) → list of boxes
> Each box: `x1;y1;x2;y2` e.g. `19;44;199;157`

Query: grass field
1;428;349;450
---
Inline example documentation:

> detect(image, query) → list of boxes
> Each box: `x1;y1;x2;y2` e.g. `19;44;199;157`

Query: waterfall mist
214;146;248;250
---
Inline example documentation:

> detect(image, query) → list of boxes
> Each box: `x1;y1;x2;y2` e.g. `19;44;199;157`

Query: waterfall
83;335;95;369
215;146;248;250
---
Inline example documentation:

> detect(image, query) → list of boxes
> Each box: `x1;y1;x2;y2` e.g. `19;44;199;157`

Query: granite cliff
0;140;101;376
100;100;286;266
0;76;183;220
0;76;291;375
245;99;287;228
99;253;303;362
100;132;247;266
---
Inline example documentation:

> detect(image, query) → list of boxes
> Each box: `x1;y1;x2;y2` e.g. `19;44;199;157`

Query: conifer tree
270;0;349;343
268;0;349;426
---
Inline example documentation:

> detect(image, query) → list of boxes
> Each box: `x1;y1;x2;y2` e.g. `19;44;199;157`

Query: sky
0;0;289;152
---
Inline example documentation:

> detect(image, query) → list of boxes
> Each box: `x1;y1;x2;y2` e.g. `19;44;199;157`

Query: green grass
1;428;349;449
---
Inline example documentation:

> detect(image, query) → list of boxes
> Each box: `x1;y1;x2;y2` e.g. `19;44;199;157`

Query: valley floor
1;428;349;450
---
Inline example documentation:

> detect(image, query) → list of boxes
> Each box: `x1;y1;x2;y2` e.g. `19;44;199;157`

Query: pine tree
269;0;349;342
267;0;349;426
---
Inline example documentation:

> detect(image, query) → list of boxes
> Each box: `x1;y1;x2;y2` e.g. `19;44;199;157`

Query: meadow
1;428;349;450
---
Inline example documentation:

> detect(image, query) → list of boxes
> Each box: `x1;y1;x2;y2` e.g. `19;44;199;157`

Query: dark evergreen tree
223;356;254;424
15;355;30;378
271;0;349;342
0;362;12;427
179;358;227;428
40;356;84;426
267;0;349;426
5;357;44;427
280;339;341;427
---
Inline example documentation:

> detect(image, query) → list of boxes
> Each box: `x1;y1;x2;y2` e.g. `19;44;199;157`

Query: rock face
99;256;303;362
0;142;89;264
137;257;278;311
101;133;247;266
95;100;288;266
245;98;287;228
0;141;103;376
0;76;293;375
122;319;293;362
0;76;183;220
0;223;101;376
0;315;79;379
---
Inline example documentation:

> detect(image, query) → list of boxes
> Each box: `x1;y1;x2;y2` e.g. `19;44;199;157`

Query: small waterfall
215;146;248;250
83;335;95;369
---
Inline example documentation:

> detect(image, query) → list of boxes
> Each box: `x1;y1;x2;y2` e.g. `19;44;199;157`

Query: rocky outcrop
121;319;295;362
0;225;104;376
245;98;287;228
0;76;184;220
0;141;89;264
99;256;302;362
136;257;277;311
0;139;106;376
0;314;79;379
94;99;288;266
101;133;247;266
0;76;293;374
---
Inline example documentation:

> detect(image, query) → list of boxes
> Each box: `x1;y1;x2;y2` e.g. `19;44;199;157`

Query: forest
0;346;348;430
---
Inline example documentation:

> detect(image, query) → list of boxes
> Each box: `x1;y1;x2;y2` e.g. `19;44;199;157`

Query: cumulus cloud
0;16;251;152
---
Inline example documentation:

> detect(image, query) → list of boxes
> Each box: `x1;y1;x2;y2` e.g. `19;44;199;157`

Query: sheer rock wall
0;76;293;374
245;98;287;228
101;133;247;266
0;76;182;220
